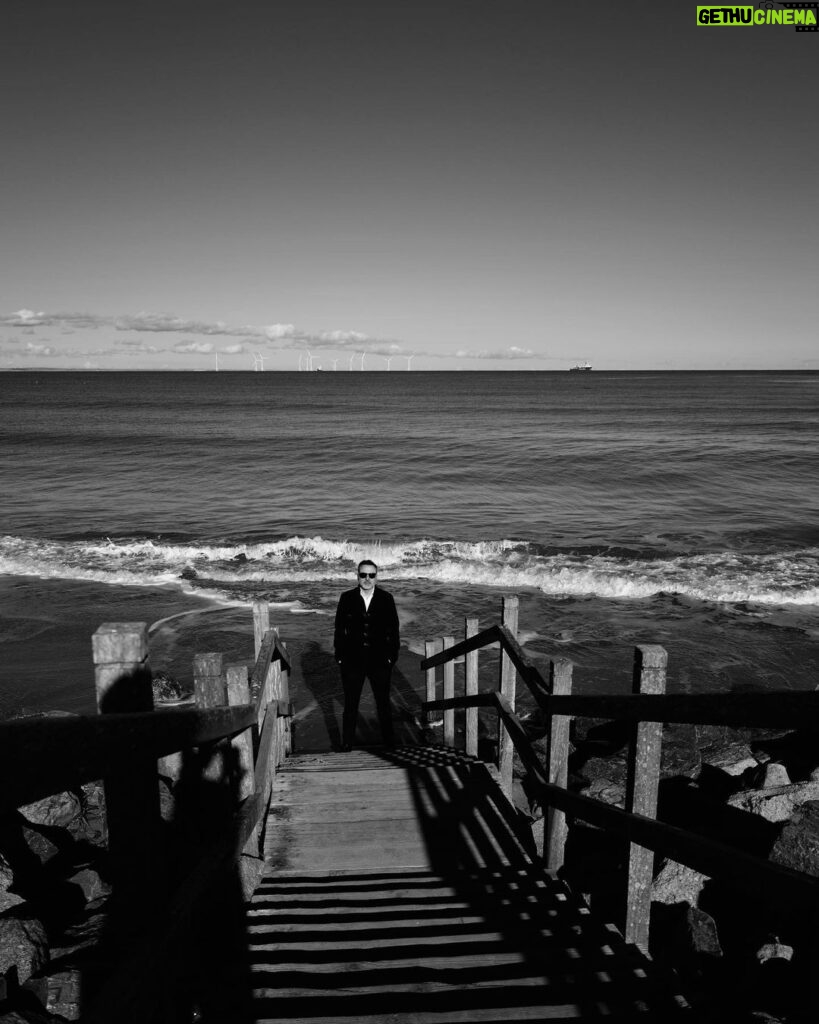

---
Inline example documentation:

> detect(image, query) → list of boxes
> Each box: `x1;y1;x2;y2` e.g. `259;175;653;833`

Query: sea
1;370;818;745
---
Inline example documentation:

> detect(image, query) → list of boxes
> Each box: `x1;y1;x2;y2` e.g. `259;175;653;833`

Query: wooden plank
249;1006;584;1023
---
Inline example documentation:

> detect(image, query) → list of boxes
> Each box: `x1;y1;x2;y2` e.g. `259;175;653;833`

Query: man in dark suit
333;559;400;751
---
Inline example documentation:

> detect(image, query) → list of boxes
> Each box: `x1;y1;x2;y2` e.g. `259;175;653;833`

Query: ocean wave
1;534;817;607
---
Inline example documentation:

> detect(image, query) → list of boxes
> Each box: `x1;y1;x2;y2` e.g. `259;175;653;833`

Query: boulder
686;906;722;958
746;762;791;790
18;792;81;830
701;740;757;776
0;892;25;915
651;859;708;906
0;911;49;986
18;828;60;869
728;781;819;824
66;868;110;904
756;937;793;964
769;800;819;875
581;778;625;808
0;854;13;892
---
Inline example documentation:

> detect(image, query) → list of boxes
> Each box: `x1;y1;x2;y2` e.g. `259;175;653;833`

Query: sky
1;1;816;371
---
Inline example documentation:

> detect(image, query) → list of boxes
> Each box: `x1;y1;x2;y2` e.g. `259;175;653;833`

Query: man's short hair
357;559;378;574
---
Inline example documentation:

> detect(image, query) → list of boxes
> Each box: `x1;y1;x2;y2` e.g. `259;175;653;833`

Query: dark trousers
340;655;395;746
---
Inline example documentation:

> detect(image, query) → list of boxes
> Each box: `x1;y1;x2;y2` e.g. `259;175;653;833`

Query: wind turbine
256;352;265;371
384;356;393;371
214;352;219;371
331;359;339;371
405;355;414;371
360;352;366;371
348;353;356;370
306;350;313;371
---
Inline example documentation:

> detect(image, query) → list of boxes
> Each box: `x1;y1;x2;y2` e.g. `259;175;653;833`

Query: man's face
358;564;377;592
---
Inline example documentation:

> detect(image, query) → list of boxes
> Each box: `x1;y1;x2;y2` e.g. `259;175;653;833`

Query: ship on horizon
569;360;592;372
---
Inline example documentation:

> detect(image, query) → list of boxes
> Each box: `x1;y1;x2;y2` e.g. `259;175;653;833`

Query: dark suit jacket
334;586;400;666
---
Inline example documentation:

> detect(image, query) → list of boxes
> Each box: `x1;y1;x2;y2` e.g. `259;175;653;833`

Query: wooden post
424;641;436;728
193;652;225;708
226;664;255;803
545;657;573;871
624;644;667;953
91;622;164;916
278;635;292;755
253;601;270;660
443;636;455;747
498;595;519;797
194;653;226;782
465;617;479;757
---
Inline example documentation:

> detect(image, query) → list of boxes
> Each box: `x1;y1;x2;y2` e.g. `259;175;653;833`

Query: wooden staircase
230;747;693;1022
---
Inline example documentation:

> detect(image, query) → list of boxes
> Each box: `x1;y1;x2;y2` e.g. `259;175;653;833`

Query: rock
756;937;793;963
0;854;13;892
151;671;190;702
66;868;110;904
686;906;722;958
18;792;82;830
769;800;819;875
0;892;25;914
701;740;757;776
42;967;83;1020
581;778;625;808
728;781;819;823
0;1007;63;1023
179;566;198;580
18;828;60;869
747;762;791;789
651;859;708;906
0;911;49;986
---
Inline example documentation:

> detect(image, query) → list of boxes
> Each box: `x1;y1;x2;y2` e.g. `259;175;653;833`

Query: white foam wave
1;535;817;608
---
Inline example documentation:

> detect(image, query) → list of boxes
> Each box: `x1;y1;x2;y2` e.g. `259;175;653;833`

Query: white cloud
263;323;297;340
173;340;214;354
26;341;54;356
222;343;244;354
318;329;369;345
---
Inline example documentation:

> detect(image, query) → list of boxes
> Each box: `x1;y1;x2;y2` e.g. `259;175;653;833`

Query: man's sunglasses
359;572;377;579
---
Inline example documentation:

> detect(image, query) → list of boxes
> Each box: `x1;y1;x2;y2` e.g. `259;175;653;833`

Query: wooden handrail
424;689;819;912
423;626;819;730
249;628;290;704
420;624;501;669
0;700;294;814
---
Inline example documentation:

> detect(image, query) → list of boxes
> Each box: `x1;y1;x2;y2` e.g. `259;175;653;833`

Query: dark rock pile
0;783;110;1021
512;720;819;1024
